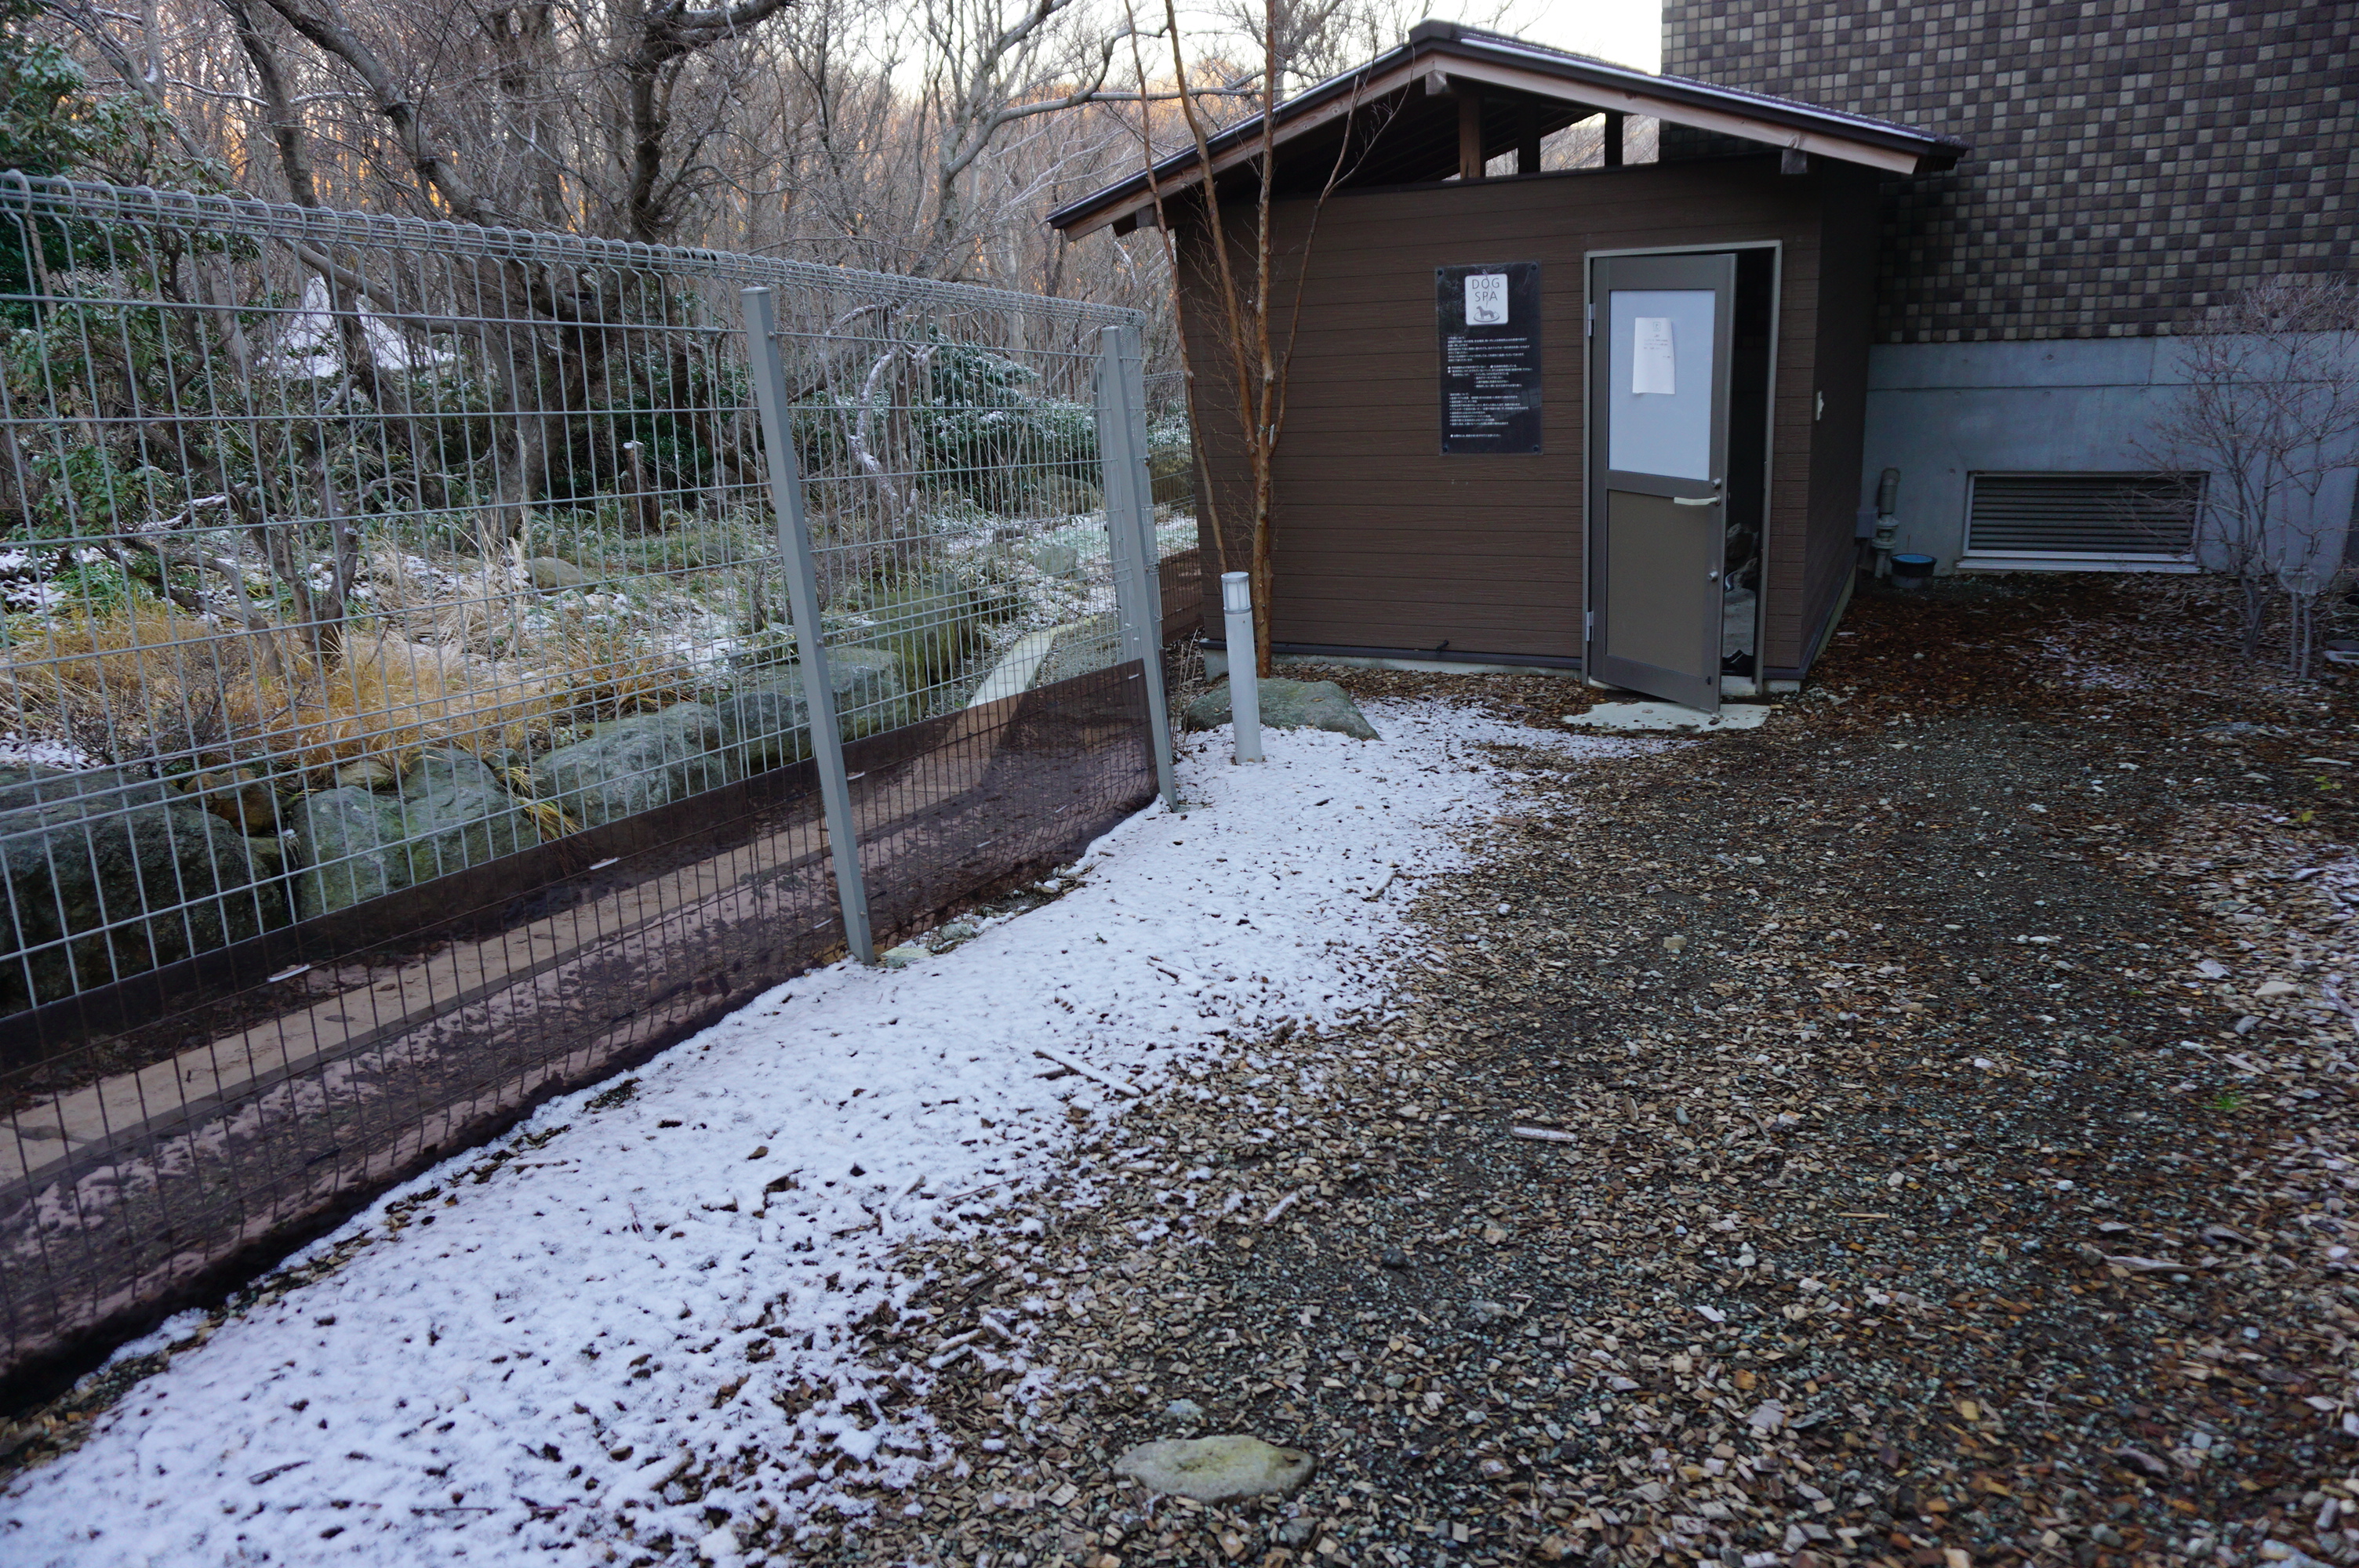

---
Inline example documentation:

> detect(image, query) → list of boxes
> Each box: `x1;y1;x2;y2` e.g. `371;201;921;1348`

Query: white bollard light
1220;571;1263;764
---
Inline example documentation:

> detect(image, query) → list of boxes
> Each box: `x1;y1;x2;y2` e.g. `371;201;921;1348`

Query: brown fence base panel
0;666;1155;1396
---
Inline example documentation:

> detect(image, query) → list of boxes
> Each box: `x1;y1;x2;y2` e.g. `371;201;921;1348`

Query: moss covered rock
0;765;288;1009
1181;678;1379;741
713;649;907;774
529;704;737;829
292;749;542;920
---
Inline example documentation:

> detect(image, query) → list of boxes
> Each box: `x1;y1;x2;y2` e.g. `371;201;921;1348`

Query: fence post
742;285;874;965
1096;322;1180;811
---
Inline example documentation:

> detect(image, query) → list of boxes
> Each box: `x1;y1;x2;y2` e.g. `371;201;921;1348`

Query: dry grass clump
362;545;704;721
2;601;292;771
3;602;563;780
6;538;723;790
281;633;558;771
529;600;703;722
360;546;532;658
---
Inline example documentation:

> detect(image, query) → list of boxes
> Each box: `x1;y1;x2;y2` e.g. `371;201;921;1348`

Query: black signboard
1437;262;1542;454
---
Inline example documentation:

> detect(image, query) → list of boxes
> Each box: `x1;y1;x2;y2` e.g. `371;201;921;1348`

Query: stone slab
1563;702;1774;733
1111;1435;1316;1503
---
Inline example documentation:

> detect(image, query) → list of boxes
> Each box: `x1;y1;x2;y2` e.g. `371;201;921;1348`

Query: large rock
1028;542;1081;579
291;749;542;919
290;786;405;919
1111;1435;1316;1503
1182;678;1379;741
0;765;286;1011
856;580;1005;690
714;649;907;773
1031;474;1103;516
530;703;737;829
387;748;540;886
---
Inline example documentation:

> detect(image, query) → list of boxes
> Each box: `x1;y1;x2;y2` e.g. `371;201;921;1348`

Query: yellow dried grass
3;601;288;768
5;602;563;779
360;546;700;719
279;632;559;773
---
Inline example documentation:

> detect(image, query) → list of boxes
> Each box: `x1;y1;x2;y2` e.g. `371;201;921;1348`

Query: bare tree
2144;275;2359;675
920;0;1125;275
1143;0;1377;677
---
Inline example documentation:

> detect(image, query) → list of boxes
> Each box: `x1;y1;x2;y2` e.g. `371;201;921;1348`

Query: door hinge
1585;608;1594;638
1585;303;1594;338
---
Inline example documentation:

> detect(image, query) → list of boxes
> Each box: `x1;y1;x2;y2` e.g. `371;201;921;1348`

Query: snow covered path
2;702;1619;1566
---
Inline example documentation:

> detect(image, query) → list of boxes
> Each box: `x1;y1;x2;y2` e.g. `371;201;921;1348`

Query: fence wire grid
0;176;1201;1386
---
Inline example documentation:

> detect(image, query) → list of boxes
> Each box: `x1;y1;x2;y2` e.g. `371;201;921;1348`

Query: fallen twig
1034;1047;1140;1097
1263;1187;1310;1226
1509;1125;1577;1145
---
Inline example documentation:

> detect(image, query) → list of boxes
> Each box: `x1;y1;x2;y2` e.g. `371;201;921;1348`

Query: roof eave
1046;33;1963;238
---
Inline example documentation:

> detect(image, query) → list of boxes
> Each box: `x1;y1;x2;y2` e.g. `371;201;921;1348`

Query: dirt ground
802;575;2359;1568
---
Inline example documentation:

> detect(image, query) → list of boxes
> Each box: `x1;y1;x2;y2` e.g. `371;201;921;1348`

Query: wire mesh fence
0;176;1198;1387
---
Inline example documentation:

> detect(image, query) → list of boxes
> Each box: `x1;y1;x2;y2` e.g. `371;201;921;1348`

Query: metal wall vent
1965;472;2202;560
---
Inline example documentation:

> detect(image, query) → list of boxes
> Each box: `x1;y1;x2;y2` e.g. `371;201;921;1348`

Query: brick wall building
1664;0;2357;344
1660;0;2359;572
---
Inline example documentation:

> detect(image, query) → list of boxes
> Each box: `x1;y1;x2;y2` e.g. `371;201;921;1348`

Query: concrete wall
1861;337;2359;575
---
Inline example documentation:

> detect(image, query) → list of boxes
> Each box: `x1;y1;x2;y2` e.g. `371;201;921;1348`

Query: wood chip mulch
729;577;2359;1568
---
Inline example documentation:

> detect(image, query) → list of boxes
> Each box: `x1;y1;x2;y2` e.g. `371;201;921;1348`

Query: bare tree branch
2141;276;2359;675
256;0;502;224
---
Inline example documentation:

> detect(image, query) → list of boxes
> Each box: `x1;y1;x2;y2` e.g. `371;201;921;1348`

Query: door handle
1672;495;1719;507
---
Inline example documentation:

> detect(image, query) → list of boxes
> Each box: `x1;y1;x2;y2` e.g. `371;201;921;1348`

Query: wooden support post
623;439;661;535
1459;91;1485;181
1603;111;1625;168
1518;103;1542;174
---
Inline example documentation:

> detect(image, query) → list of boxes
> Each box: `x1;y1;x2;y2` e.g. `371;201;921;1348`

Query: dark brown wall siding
1180;158;1838;664
1788;174;1879;673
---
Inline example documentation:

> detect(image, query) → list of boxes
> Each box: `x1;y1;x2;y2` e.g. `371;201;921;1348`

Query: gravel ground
16;576;2359;1568
774;578;2359;1568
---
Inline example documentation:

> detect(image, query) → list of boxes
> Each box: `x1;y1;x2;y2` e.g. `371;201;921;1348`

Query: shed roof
1048;20;1967;238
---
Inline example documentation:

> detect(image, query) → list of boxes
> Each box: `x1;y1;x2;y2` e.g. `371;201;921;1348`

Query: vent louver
1965;472;2201;559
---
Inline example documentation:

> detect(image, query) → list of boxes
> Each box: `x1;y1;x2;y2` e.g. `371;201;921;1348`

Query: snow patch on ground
0;735;95;769
2;702;1629;1565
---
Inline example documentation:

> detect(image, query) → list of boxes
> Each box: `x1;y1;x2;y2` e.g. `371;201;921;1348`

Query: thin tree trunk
222;0;318;206
1120;16;1225;586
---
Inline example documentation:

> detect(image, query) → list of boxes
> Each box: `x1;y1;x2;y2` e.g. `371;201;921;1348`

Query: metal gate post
1096;323;1180;811
742;286;874;964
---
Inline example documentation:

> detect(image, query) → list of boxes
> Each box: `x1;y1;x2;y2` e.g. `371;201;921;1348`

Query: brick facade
1661;1;2359;343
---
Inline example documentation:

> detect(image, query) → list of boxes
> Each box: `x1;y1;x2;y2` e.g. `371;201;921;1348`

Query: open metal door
1587;252;1736;713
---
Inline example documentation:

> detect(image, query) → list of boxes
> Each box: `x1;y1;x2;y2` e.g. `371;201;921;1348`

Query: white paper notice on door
1631;316;1676;395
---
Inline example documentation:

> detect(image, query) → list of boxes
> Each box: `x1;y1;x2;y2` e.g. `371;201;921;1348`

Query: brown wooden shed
1050;22;1965;710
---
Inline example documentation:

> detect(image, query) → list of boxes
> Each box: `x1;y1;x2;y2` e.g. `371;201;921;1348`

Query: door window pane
1607;289;1716;480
